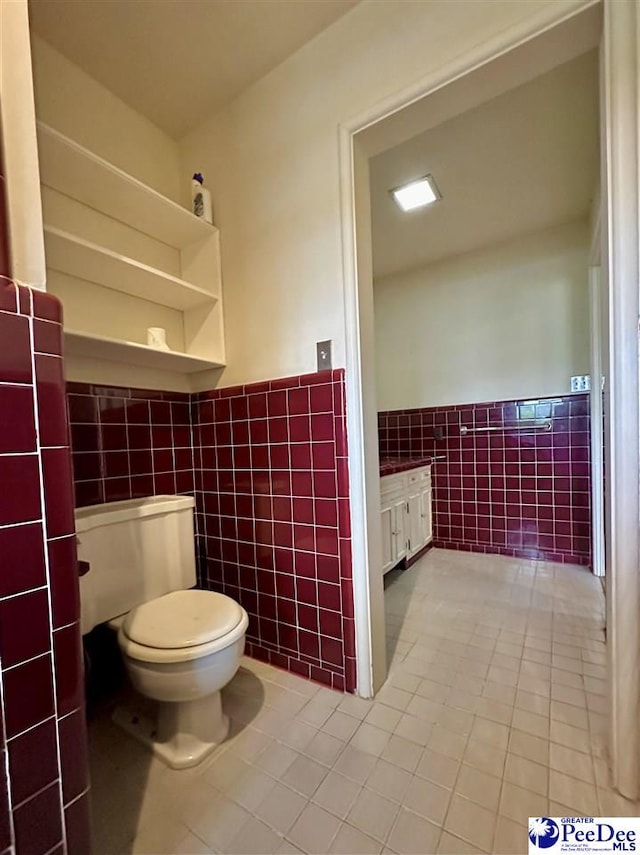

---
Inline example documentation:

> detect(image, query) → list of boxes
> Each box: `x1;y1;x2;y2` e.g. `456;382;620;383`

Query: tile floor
89;549;638;855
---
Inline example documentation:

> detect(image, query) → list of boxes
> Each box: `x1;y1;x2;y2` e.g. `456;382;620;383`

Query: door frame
340;0;639;799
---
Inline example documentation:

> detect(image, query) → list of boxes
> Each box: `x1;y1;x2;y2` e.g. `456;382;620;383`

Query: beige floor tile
228;765;278;811
438;830;485;854
282;754;329;798
256;743;302;778
375;685;414;712
428;724;468;761
404;776;451;824
550;700;589;730
549;770;599;814
173;830;213;854
549;743;594;783
416;748;461;789
508;729;549;766
549;720;591;753
475;697;513;726
288;803;342;854
504;753;548;796
366;758;413;803
470;717;510;751
499;782;548;824
304;731;345;766
351;722;392;757
226;816;283;854
445;793;496;853
255;782;308;834
493;815;526;855
455;765;502;812
338;694;374;720
333;744;378;784
394;712;433;746
387;808;442;854
329;823;382;854
187;792;252;852
347;787;400;842
365;703;404;733
312;770;361;819
512;709;549;739
515;689;550;717
381;733;422;772
481;681;516;706
322;710;360;742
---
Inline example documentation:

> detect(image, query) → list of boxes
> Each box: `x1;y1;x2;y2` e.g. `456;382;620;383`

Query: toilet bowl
76;495;248;769
115;589;249;768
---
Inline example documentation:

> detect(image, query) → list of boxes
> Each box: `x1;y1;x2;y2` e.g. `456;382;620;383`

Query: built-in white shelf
44;226;216;310
37;122;213;248
64;329;223;374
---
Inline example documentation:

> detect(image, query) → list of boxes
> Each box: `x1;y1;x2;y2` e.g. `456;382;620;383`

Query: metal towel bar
459;421;551;436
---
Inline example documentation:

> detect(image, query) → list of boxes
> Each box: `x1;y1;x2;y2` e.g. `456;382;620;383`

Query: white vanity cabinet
380;465;433;575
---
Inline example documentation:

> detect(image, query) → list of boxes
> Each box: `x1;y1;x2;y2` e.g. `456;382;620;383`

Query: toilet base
112;690;229;769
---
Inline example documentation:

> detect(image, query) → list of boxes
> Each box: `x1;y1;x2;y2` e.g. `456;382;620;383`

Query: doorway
341;0;640;801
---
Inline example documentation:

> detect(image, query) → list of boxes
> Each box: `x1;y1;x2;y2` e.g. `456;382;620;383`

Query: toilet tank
75;495;197;635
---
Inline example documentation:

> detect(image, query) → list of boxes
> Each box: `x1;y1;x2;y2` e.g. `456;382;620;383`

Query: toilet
76;495;248;769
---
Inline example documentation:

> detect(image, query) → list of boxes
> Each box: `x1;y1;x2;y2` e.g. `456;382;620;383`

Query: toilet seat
119;590;248;664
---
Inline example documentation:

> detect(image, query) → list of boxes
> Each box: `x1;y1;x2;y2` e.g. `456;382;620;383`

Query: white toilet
76;495;248;769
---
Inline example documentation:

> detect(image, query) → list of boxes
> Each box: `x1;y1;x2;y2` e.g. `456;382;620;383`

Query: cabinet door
392;499;408;564
380;504;395;575
421;484;433;545
407;491;423;557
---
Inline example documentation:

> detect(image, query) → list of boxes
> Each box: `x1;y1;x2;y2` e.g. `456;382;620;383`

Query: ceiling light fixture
390;175;441;212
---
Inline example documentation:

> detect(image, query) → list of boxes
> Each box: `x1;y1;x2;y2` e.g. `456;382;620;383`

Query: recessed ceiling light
390;175;441;212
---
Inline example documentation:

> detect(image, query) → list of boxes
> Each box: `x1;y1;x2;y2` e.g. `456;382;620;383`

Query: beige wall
31;37;182;202
180;0;585;388
374;220;590;410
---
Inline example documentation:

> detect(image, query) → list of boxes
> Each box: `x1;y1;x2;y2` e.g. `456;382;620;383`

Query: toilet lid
122;590;244;649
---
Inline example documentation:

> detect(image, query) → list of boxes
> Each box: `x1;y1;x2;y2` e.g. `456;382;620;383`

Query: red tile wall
379;394;591;566
192;370;354;691
65;370;356;692
0;279;91;855
66;383;194;507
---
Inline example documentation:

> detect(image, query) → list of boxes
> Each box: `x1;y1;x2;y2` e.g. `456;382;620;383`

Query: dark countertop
379;455;437;476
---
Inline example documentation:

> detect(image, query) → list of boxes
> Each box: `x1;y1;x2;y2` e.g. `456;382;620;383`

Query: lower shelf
64;329;224;373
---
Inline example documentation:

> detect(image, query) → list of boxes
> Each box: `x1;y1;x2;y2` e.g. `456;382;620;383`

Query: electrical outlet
316;340;332;371
571;375;591;392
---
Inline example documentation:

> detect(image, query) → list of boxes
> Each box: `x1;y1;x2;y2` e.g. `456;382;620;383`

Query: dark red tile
48;535;80;629
0;589;51;668
64;793;92;855
0;752;10;851
36;354;68;447
42;448;74;538
0;455;41;525
0;311;31;384
53;625;84;717
0;277;16;313
33;319;62;355
0;384;36;452
3;654;54;738
59;709;89;804
8;718;59;806
0;523;46;598
32;290;61;323
13;781;62;855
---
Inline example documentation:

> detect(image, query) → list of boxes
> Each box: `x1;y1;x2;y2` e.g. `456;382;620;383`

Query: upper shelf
36;122;214;248
64;329;224;373
44;226;216;311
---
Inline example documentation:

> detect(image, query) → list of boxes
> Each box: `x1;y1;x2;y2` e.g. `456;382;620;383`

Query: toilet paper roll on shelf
147;327;170;351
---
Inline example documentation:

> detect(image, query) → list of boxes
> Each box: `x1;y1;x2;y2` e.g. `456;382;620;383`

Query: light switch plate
571;375;591;392
316;340;332;371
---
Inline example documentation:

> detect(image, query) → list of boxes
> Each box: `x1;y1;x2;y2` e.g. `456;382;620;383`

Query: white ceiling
27;0;358;139
370;50;599;280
